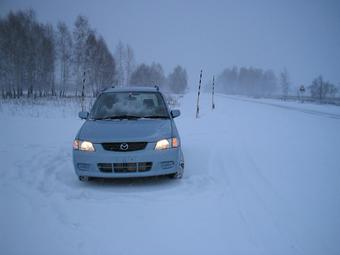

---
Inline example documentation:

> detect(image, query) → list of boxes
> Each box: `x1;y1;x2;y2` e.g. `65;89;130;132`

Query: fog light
77;163;90;171
160;161;175;169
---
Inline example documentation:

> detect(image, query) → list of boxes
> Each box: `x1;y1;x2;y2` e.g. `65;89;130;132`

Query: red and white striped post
196;70;202;118
81;71;86;111
212;76;215;110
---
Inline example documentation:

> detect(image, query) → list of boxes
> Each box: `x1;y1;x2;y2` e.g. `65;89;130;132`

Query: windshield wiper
93;115;141;120
142;115;170;119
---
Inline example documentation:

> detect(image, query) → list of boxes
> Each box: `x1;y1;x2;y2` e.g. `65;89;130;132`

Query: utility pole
196;70;202;118
81;71;86;111
212;76;215;110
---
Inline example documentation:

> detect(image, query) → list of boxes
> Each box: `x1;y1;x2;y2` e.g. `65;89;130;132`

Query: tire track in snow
209;144;303;254
210;147;261;253
241;150;336;255
235;148;302;254
220;95;340;120
17;141;215;204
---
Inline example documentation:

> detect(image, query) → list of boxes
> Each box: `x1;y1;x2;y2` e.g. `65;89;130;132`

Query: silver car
72;86;184;181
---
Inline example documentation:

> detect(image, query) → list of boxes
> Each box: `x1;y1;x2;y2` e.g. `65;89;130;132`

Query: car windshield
90;92;170;120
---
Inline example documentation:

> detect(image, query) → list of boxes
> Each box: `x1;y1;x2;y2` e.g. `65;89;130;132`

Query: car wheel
169;161;184;179
78;176;92;181
169;169;183;179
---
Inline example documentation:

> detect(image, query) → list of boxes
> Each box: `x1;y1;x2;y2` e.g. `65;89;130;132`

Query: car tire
78;176;92;181
168;172;183;179
169;160;184;179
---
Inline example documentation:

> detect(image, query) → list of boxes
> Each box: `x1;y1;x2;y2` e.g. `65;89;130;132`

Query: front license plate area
114;162;137;172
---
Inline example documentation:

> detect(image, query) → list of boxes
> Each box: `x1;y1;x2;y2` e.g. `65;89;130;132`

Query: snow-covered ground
1;93;340;255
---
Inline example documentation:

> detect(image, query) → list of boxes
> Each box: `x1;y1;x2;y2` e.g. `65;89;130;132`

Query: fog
1;0;339;88
1;1;340;254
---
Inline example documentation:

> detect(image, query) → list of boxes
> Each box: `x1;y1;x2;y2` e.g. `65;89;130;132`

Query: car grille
97;162;152;173
102;142;147;152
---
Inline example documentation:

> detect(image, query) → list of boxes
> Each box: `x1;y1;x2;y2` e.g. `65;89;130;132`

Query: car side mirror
78;111;89;119
171;109;180;118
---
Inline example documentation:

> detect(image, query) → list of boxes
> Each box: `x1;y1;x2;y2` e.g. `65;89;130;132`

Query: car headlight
73;140;95;152
154;138;180;150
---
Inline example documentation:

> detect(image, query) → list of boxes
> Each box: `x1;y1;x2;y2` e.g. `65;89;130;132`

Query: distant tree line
0;9;188;99
113;42;188;93
216;66;338;100
129;63;188;94
216;66;277;96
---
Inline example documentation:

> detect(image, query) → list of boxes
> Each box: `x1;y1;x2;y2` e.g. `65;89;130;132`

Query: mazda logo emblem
120;143;129;151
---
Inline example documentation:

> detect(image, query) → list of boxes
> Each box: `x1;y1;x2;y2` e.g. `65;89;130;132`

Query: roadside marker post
81;71;86;112
212;76;215;110
196;70;202;118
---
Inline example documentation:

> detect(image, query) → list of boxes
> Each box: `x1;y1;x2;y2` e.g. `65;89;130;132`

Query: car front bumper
73;143;183;178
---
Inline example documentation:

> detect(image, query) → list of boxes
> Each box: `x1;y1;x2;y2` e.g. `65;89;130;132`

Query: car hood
78;119;172;143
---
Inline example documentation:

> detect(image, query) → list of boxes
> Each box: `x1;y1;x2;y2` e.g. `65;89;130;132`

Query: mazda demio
72;86;184;181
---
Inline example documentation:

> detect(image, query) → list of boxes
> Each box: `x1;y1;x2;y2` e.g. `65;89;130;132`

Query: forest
0;10;188;98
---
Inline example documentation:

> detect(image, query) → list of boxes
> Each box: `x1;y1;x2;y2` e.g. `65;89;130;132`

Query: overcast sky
1;0;339;88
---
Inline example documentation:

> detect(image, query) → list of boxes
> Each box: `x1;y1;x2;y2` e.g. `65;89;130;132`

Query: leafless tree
86;35;116;96
56;22;73;97
309;75;338;101
130;62;165;86
280;68;290;100
73;15;92;96
167;65;188;94
125;44;135;86
115;41;125;86
0;10;116;99
0;10;55;98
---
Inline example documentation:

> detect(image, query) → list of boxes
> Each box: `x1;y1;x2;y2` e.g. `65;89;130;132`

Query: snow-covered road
1;93;340;254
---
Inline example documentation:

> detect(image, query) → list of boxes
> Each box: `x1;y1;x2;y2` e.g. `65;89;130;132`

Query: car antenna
154;85;159;91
